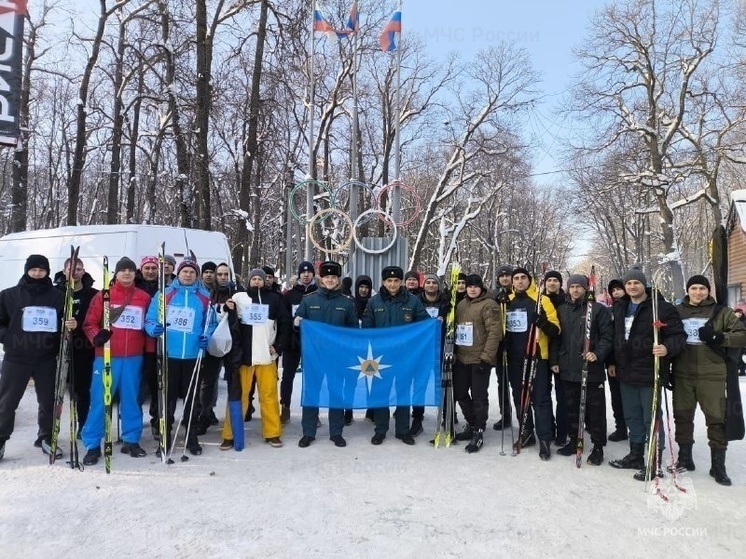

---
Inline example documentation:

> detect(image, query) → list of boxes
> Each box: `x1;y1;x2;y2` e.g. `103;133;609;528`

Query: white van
0;225;234;291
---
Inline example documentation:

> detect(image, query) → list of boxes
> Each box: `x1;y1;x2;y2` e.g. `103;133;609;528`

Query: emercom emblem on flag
300;319;441;408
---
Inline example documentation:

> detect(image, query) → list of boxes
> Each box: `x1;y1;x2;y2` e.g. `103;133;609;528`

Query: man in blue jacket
145;258;215;456
362;266;430;445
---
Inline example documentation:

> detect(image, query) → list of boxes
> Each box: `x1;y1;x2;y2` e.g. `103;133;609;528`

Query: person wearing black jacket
543;270;568;447
0;255;77;461
53;257;98;434
354;275;373;321
608;268;686;480
606;279;628;442
492;265;513;431
550;274;613;465
280;261;317;424
412;273;452;437
135;255;161;438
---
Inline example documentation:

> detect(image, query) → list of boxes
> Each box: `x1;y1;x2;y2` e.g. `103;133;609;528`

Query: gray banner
0;1;26;146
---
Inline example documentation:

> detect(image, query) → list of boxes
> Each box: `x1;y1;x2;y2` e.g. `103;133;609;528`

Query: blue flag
300;319;442;409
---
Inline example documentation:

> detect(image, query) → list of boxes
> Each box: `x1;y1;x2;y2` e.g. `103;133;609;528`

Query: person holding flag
294;261;358;448
362;266;430;445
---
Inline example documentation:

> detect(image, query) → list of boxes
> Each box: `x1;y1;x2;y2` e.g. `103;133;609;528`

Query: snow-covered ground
1;373;744;559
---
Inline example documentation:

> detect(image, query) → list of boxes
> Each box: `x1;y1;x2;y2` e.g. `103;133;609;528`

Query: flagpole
306;0;317;260
392;0;403;224
350;2;360;221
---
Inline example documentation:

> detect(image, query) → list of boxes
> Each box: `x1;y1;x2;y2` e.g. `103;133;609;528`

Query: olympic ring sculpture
289;179;335;224
306;207;355;255
375;180;421;228
352;208;398;254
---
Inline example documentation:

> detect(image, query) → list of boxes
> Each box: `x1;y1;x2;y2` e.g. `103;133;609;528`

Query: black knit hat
382;266;404;280
319;261;342;278
544;270;563;286
115;257;137;274
686;274;711;291
512;267;532;281
262;265;275;276
457;272;467;282
496;265;514;277
25;254;50;274
298;261;314;275
201;261;217;273
465;274;484;289
608;279;624;292
404;270;419;282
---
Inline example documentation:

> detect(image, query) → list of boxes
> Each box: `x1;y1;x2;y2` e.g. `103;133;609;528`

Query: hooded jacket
673;297;746;380
0;274;66;364
145;279;216;360
611;289;686;386
454;290;503;366
354;275;373;320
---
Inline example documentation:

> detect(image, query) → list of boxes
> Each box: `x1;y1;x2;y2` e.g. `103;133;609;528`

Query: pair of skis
575;266;596;467
50;246;81;468
433;263;461;448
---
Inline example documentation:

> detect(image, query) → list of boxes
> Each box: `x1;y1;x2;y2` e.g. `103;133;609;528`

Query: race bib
624;315;634;341
241;303;269;325
455;323;474;346
22;306;57;333
426;307;439;319
506;310;528;333
112;305;144;330
682;317;708;345
167;306;195;333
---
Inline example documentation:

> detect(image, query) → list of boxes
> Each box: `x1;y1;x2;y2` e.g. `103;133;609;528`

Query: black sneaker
34;435;45;448
465;429;484;454
209;411;219;426
587;445;604;466
557;439;577;456
330;435;347;448
83;447;102;466
121;443;147;458
492;417;511;431
371;433;385;445
634;467;664;481
298;435;315;448
41;440;63;459
395;433;415;445
219;439;234;451
187;438;203;456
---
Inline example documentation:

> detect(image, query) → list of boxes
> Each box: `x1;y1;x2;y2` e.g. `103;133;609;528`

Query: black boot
409;417;423;437
539;440;551;461
587;444;604;466
608;426;628;442
83;447;102;466
455;424;474;441
492;416;511;431
465;429;484;454
513;430;536;450
709;448;732;486
187;433;202;456
668;442;695;473
557;438;577;456
609;441;644;469
634;448;664;481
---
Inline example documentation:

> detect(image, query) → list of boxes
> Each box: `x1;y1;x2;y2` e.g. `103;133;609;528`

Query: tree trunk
107;16;127;224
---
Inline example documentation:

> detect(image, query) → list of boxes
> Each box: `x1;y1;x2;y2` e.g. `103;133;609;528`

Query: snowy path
1;375;744;558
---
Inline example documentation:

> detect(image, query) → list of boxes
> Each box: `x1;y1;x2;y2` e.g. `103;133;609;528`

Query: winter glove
199;335;210;351
495;288;510;305
92;329;112;347
698;324;724;347
660;367;674;391
478;361;493;374
535;314;559;338
151;323;165;337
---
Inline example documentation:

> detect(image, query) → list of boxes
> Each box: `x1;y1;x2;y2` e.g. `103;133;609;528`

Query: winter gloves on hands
92;329;112;347
698;324;724;347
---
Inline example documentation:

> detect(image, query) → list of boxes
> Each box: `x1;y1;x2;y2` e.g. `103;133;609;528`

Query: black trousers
453;360;490;431
166;358;199;435
563;379;607;445
608;375;626;431
70;345;95;429
0;359;56;442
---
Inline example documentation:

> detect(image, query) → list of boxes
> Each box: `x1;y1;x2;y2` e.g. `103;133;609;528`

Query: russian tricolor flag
346;1;360;34
379;11;401;52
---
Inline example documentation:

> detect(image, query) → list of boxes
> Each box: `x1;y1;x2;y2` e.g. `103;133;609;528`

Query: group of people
0;252;743;489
